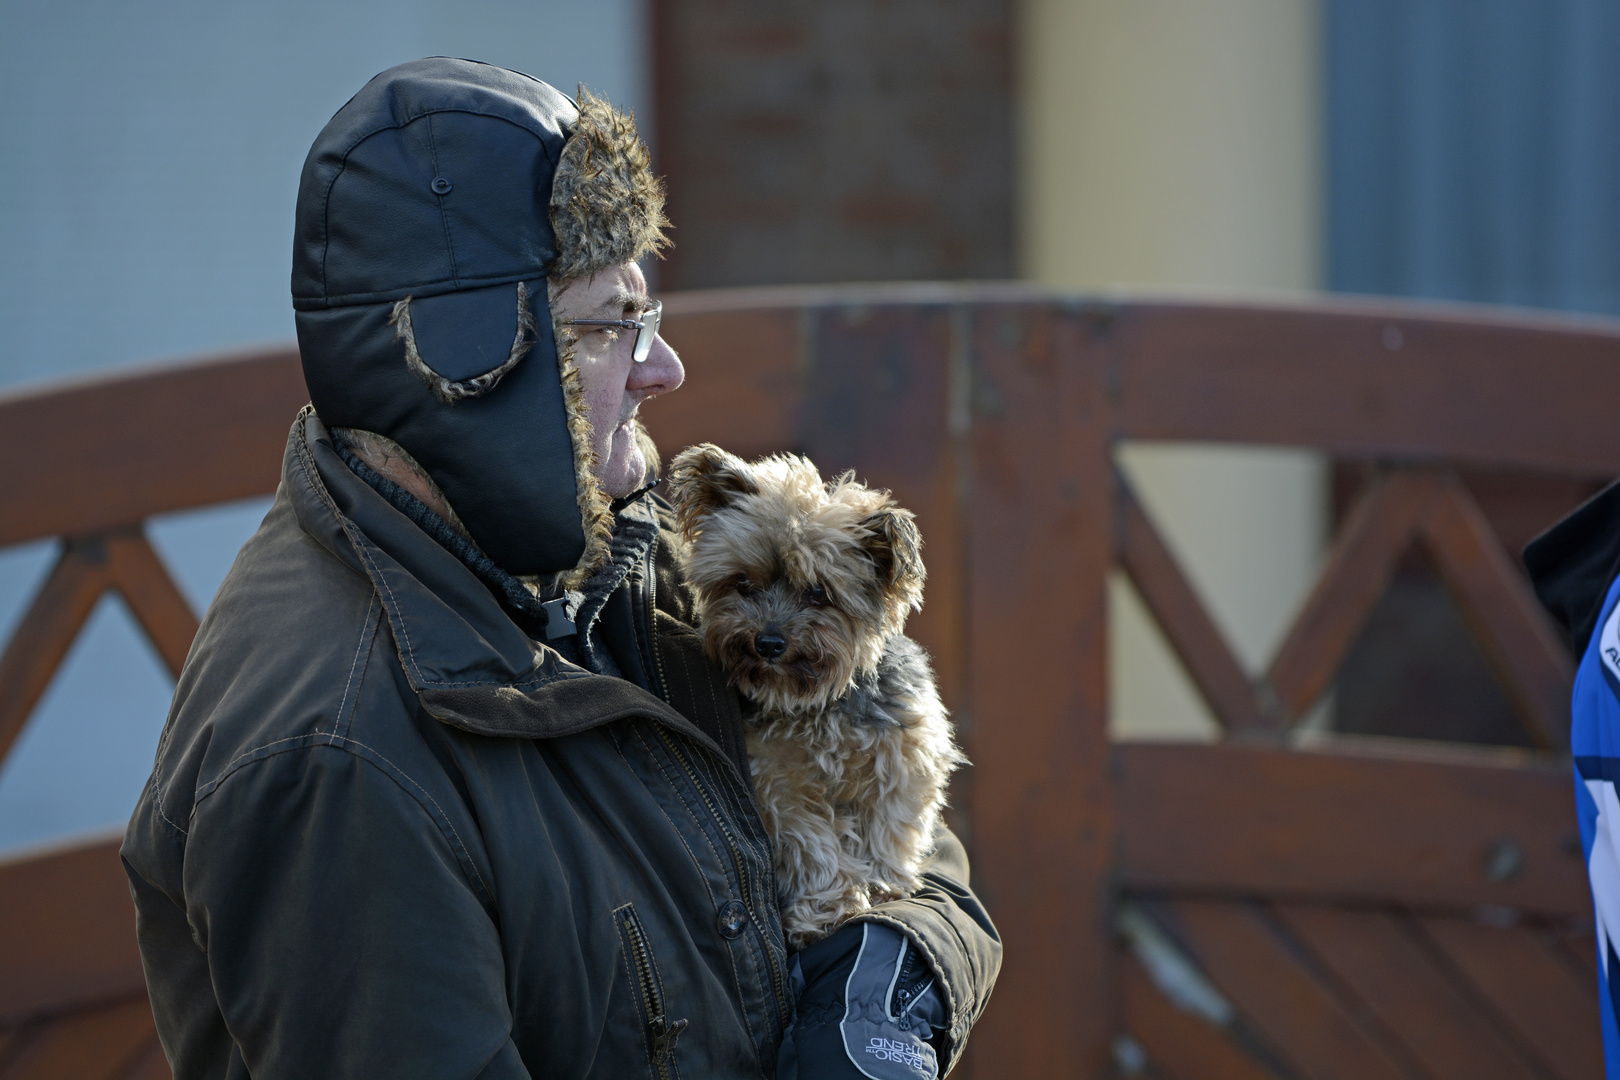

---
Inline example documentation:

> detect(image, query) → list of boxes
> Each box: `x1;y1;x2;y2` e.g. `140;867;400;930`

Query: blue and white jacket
1573;577;1620;1072
1527;479;1620;1077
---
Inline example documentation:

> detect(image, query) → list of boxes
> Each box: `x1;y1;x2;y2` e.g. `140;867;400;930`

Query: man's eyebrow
592;286;648;317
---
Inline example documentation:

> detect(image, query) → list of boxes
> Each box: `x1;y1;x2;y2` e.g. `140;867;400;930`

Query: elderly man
122;58;998;1079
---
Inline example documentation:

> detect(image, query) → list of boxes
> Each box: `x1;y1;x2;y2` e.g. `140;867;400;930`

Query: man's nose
630;334;684;398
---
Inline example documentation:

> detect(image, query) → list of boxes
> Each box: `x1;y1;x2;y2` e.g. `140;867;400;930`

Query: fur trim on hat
548;89;670;283
548;308;615;590
390;281;537;405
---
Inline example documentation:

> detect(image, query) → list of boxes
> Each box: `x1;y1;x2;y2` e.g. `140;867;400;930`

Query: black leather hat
293;57;584;576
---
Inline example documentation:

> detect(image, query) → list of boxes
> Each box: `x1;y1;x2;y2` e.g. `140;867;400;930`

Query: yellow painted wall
1018;0;1327;738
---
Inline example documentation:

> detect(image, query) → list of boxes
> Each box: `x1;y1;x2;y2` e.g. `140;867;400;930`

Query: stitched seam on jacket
292;410;363;550
151;649;195;837
334;593;381;737
149;775;190;839
190;735;495;908
339;609;384;742
625;727;730;897
195;734;333;802
152;740;189;838
348;538;429;685
918;869;980;990
290;417;433;687
339;734;495;904
305;428;488;689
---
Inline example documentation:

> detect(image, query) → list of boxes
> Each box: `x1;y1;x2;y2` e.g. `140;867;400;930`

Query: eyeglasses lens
633;300;662;363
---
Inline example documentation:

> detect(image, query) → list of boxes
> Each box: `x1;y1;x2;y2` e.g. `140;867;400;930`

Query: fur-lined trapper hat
292;57;667;582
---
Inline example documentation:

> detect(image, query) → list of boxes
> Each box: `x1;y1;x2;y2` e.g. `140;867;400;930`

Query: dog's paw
867;881;916;906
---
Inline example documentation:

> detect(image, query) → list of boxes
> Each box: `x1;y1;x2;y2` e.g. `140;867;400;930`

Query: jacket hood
1524;478;1620;655
292;57;666;581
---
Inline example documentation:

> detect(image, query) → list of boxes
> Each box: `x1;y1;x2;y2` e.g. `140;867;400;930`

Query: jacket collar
1525;478;1620;656
282;408;719;750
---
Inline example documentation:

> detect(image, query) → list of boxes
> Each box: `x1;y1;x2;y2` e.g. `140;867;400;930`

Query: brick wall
652;0;1015;289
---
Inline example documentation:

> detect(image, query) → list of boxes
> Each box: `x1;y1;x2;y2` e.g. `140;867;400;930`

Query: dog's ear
861;502;926;615
667;443;759;539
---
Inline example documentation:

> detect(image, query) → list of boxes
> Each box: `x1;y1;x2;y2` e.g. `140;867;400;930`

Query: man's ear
666;443;759;540
861;501;926;617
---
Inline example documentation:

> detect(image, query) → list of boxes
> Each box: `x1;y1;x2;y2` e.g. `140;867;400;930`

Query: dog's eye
735;576;755;596
806;584;831;607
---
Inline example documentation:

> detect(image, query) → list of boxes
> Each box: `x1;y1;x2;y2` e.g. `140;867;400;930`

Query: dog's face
667;444;925;713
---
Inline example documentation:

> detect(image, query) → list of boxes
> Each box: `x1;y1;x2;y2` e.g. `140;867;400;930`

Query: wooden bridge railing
0;284;1613;1079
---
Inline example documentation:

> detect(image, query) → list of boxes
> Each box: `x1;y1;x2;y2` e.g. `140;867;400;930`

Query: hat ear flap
861;502;926;623
667;443;759;540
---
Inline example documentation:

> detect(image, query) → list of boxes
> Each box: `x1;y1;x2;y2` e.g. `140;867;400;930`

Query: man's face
550;263;683;499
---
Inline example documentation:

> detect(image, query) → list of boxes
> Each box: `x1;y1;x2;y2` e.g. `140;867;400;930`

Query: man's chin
596;444;644;500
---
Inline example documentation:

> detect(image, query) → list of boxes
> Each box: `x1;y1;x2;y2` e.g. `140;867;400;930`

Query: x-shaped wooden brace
0;528;199;768
1115;465;1573;749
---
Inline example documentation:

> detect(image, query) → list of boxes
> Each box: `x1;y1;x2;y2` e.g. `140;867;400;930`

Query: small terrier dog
667;443;965;949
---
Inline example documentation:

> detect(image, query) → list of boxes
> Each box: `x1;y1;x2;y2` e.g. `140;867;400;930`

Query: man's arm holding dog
867;826;1001;1054
783;826;1000;1078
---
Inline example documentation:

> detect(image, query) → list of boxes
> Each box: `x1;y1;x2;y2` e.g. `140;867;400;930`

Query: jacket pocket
614;902;690;1080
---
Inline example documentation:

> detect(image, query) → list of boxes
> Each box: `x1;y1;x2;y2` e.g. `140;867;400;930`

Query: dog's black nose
753;632;787;659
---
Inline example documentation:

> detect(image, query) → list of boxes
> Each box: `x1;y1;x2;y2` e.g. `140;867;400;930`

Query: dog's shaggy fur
667;443;965;949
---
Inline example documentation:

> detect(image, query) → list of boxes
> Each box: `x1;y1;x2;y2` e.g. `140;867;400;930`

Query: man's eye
806;584;831;607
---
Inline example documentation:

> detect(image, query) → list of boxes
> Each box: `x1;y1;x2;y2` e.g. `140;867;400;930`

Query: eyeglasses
564;298;663;363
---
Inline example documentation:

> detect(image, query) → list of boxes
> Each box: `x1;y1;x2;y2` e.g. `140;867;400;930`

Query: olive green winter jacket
122;410;1000;1079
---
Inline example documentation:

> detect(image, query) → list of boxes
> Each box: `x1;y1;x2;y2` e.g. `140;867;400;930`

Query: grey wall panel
1327;0;1620;315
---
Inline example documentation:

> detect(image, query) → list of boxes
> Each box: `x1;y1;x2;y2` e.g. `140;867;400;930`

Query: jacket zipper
643;536;668;701
654;728;793;1026
639;528;792;1027
616;903;688;1078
